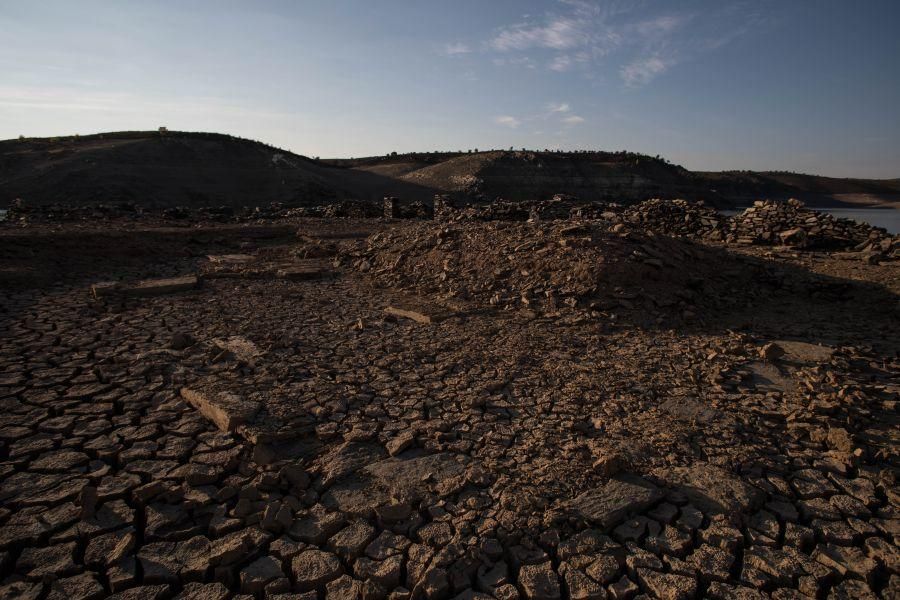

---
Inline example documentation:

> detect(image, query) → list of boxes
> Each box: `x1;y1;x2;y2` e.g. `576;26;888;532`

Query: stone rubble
620;199;726;240
6;194;898;262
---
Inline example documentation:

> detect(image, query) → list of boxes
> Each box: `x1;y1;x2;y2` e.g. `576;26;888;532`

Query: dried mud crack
0;215;898;600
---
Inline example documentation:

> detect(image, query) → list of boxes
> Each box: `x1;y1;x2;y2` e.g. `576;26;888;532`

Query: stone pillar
383;197;400;218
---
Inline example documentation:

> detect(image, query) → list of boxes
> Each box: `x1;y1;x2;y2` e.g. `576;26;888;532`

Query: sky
2;0;899;177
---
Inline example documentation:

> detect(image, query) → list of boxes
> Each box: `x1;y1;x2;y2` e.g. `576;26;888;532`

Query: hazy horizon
2;0;899;178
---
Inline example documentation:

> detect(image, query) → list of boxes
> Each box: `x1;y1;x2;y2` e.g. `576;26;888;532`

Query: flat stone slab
211;336;263;364
654;463;764;516
129;275;199;296
384;302;457;324
317;442;387;488
558;475;663;530
277;266;328;281
322;452;469;517
774;340;834;364
745;361;794;393
308;231;370;240
180;387;260;433
90;282;120;298
384;306;436;324
207;254;256;264
92;276;198;298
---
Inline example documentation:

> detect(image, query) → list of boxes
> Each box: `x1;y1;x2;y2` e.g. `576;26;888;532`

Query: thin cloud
493;56;537;69
491;17;588;52
620;56;672;87
442;42;471;56
494;103;582;130
484;1;765;86
632;15;689;37
549;55;573;72
488;3;626;66
494;115;521;128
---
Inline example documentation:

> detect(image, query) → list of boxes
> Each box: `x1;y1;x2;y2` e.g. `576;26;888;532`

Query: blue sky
2;0;899;177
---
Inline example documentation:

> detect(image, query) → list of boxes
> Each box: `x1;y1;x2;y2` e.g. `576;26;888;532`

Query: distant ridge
697;170;900;209
2;131;897;209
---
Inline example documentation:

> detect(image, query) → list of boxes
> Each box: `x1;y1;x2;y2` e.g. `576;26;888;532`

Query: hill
0;131;435;208
2;131;897;209
328;150;708;203
333;152;900;208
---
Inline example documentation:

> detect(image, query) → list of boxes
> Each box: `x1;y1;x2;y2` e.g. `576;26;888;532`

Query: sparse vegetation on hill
1;131;897;209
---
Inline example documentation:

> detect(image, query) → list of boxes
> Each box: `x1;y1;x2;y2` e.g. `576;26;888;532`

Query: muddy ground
0;218;897;600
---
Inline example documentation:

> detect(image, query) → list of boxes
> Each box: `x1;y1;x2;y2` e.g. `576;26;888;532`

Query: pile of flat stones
346;220;759;321
725;199;898;256
441;198;613;223
619;199;725;240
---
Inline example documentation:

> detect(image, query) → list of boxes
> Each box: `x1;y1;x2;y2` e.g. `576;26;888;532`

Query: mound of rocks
344;220;759;321
621;199;725;239
450;200;530;221
442;196;613;223
726;199;897;256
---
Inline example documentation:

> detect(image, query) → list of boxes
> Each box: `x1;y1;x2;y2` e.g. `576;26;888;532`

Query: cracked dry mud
0;217;898;600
